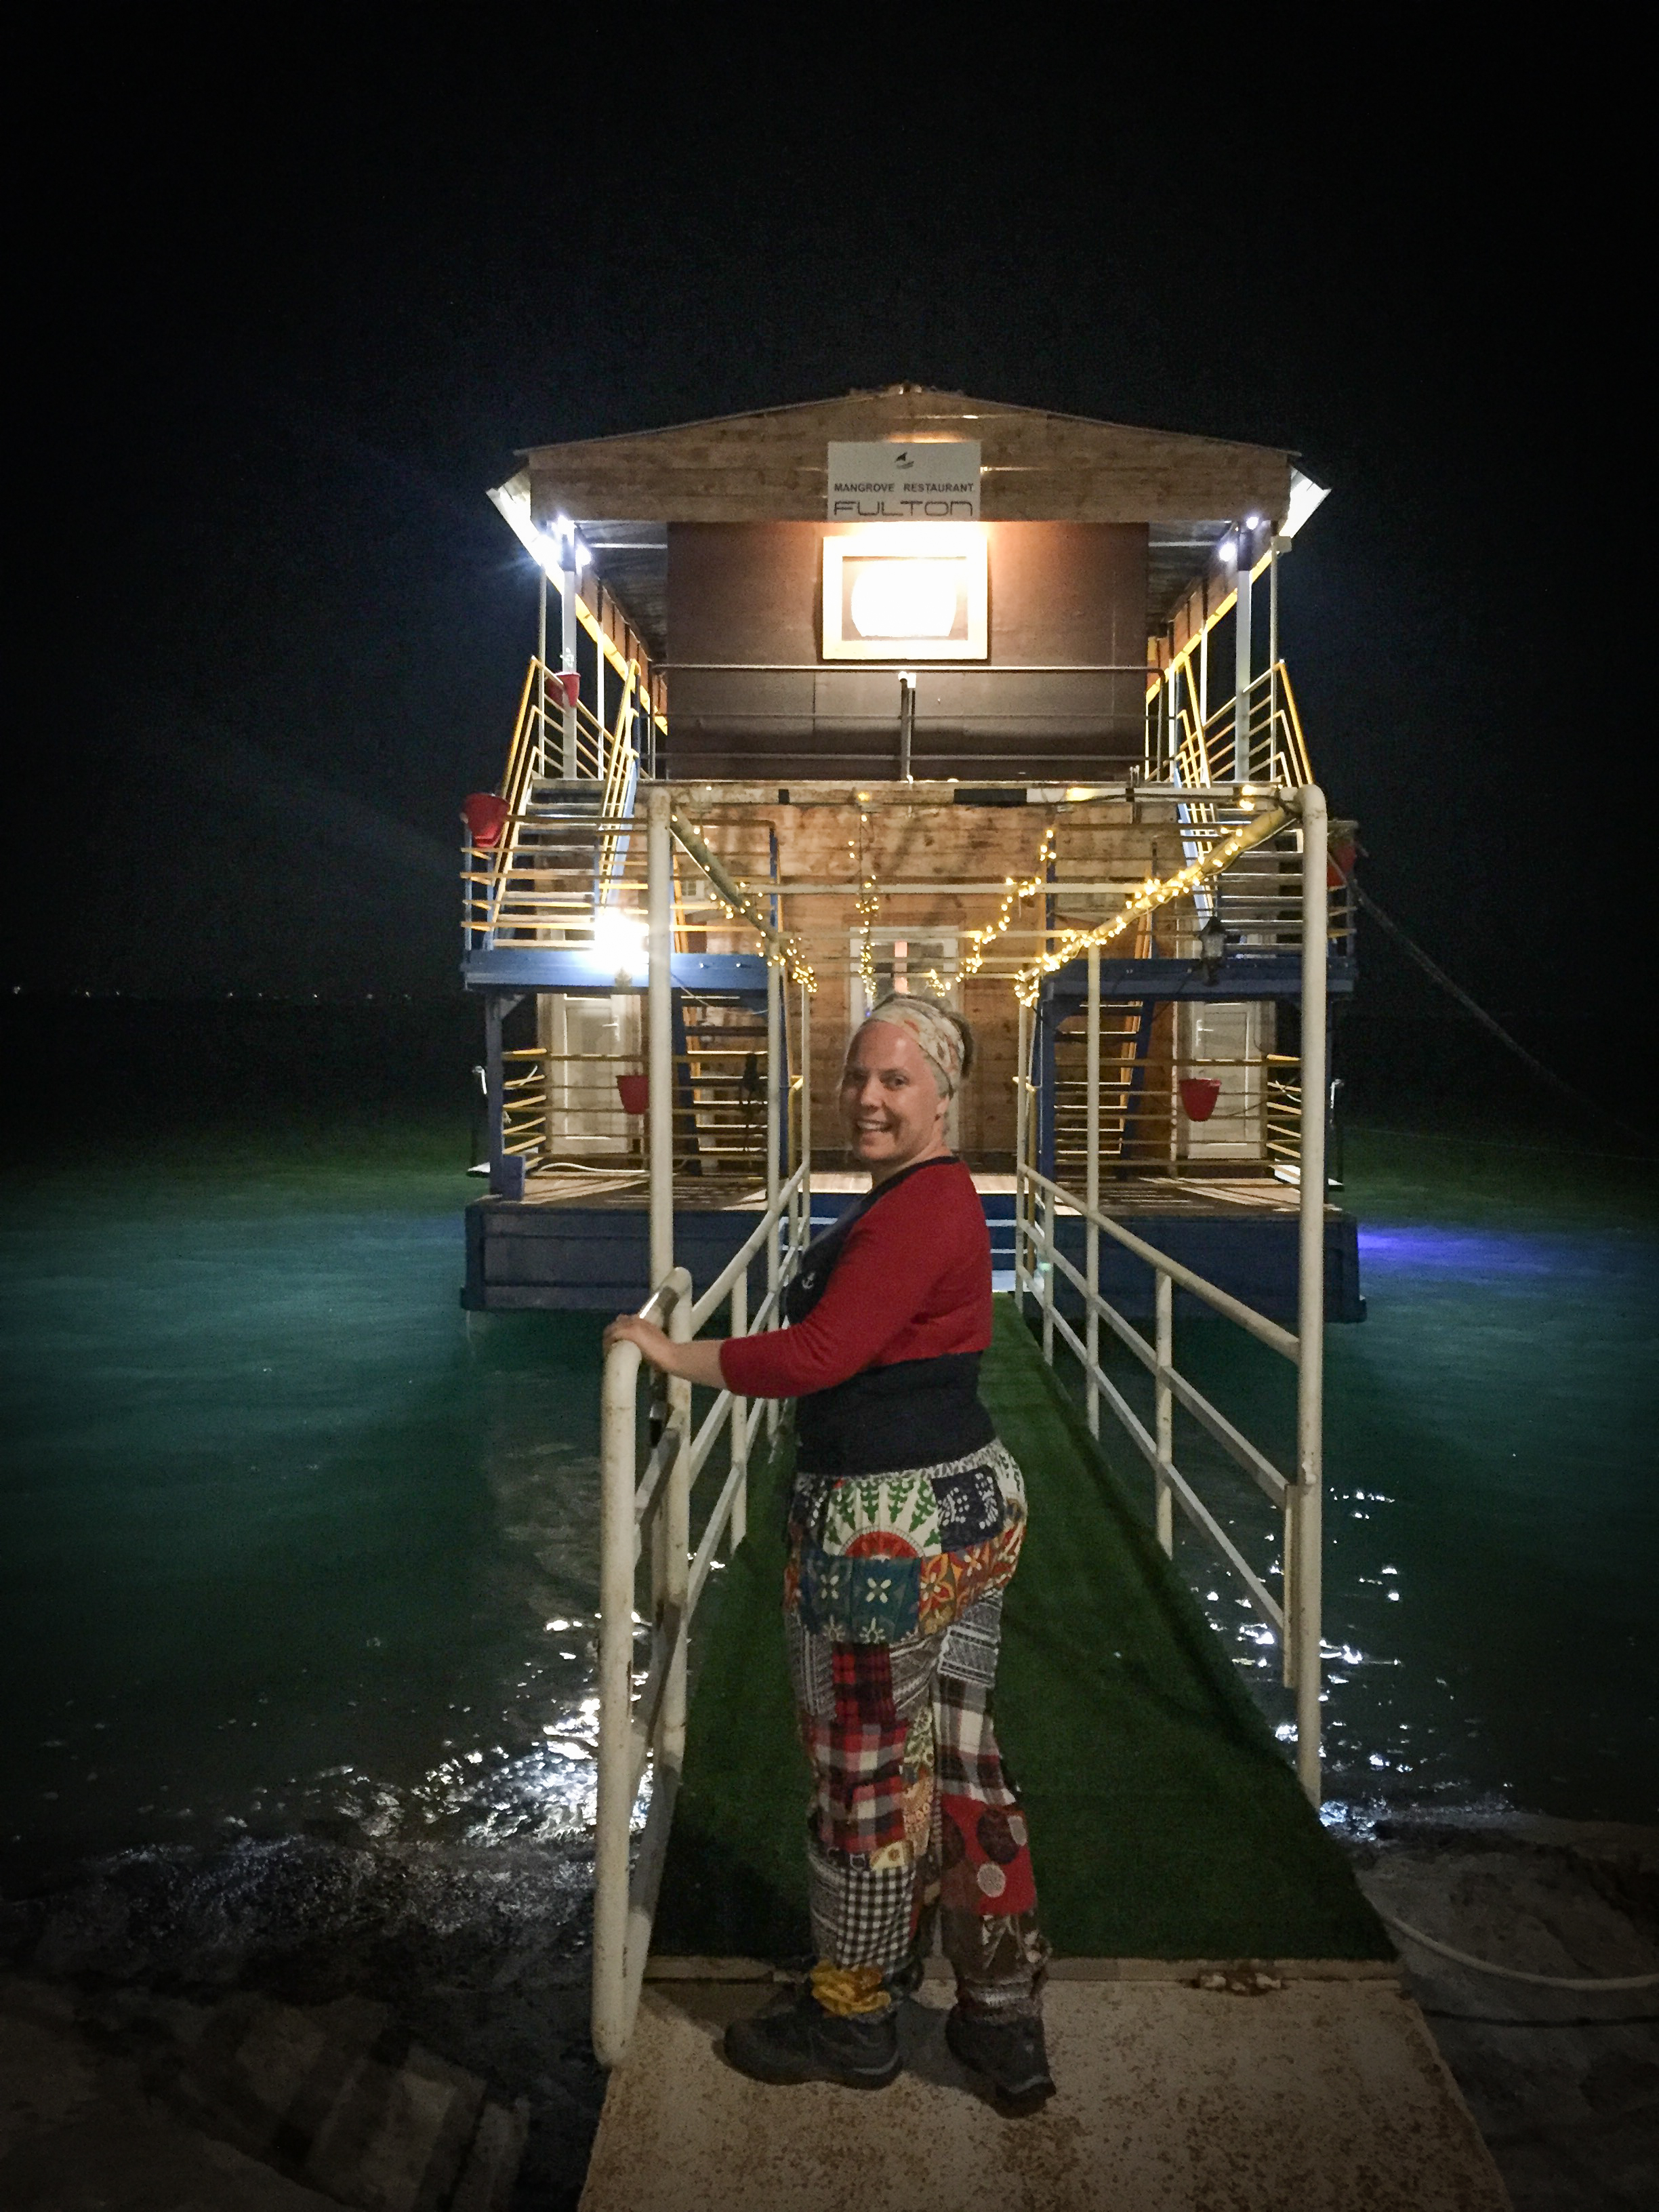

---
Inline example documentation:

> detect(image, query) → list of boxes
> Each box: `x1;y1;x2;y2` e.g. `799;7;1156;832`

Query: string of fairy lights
1011;804;1289;1006
680;818;818;992
960;823;1059;983
854;808;879;1010
667;798;1289;1009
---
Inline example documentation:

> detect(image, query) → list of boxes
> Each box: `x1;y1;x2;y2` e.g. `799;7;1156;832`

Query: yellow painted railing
1166;662;1312;792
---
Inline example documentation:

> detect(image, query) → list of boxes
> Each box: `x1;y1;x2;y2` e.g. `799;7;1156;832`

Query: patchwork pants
784;1443;1048;2019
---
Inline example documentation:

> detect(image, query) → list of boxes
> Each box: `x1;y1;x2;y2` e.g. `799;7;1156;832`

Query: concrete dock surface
579;1963;1511;2212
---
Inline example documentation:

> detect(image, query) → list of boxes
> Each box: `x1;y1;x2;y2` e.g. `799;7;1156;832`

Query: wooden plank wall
525;391;1291;525
682;798;1181;1169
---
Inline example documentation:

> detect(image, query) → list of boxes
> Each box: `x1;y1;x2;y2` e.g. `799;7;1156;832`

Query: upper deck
462;388;1353;1319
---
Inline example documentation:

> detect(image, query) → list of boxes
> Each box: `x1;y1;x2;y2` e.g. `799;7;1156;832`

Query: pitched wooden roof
520;386;1293;527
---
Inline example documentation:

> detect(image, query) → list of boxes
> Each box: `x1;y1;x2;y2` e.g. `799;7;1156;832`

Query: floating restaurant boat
457;392;1507;2205
462;387;1359;1328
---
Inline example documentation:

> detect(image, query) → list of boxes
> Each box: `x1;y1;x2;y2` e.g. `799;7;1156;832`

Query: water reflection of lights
1191;1561;1478;1811
293;1692;653;1850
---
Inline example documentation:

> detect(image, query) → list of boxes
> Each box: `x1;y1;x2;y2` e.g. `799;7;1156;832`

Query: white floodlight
591;905;647;975
1279;468;1332;541
487;480;592;578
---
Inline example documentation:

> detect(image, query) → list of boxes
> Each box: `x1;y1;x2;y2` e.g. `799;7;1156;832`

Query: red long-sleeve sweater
718;1157;991;1400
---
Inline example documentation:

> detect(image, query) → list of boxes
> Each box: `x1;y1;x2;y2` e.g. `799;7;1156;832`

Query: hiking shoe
945;2006;1056;2113
724;1986;901;2090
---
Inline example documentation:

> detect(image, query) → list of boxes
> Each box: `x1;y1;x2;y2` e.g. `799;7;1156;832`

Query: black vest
785;1157;994;1477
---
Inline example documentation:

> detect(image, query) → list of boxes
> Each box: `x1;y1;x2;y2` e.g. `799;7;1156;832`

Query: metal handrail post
1233;534;1253;783
1041;1179;1056;1364
728;1269;747;1550
559;558;579;779
1291;783;1328;1805
1154;1273;1174;1555
1014;1000;1030;1300
647;791;673;1291
1086;945;1101;1437
765;958;781;1441
537;574;548;768
663;1289;691;1768
799;978;813;1267
593;1334;642;2066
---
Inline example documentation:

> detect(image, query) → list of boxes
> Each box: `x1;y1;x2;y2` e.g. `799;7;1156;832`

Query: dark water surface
1;1126;607;1885
1149;1130;1659;1828
3;1118;1656;1894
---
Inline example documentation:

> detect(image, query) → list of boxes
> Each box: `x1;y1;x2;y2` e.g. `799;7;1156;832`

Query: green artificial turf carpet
652;1296;1389;1961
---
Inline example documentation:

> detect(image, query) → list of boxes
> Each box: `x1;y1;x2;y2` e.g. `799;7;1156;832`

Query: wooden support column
485;994;505;1186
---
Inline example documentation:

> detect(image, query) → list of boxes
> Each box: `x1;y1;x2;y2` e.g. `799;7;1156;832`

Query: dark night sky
19;22;1628;1016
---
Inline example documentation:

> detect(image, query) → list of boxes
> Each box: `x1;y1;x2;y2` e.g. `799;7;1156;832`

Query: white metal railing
592;1164;811;2066
1012;786;1329;1804
575;775;1327;2068
590;785;817;2066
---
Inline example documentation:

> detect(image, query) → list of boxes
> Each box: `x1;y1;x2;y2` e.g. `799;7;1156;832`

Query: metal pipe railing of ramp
592;1166;810;2066
1013;785;1330;1806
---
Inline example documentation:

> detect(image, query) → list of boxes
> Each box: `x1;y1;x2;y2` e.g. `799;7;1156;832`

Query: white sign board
827;441;981;521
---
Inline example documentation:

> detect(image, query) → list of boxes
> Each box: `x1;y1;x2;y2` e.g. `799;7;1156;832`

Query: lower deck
462;1170;1366;1322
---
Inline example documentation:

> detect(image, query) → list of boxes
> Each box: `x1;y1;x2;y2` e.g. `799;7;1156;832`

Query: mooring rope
1380;1911;1659;1991
1334;865;1642;1141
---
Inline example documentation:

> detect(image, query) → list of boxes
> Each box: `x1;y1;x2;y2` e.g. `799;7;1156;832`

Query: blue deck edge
462;1192;1364;1324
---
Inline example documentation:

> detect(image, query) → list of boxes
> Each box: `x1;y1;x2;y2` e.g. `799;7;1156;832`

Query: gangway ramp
578;1301;1508;2209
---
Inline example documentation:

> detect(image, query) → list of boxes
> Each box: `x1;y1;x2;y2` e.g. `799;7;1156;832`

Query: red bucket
1179;1077;1222;1123
552;670;580;710
462;792;510;848
617;1073;649;1116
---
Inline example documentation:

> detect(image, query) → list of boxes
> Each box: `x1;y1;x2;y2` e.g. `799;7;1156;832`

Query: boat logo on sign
826;441;981;520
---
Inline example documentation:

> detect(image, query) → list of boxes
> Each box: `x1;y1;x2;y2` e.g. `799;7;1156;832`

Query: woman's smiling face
840;1019;949;1178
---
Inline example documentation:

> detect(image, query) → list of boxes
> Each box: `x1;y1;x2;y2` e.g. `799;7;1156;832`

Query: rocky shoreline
1;1828;607;2209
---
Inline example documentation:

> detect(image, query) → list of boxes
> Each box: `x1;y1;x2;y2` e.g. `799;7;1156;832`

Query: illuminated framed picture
821;526;988;661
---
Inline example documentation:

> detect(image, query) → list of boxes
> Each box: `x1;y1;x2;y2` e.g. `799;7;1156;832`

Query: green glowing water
0;1126;608;1881
1;1121;1654;1886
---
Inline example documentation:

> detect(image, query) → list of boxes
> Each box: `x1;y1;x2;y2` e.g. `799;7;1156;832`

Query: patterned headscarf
860;993;968;1097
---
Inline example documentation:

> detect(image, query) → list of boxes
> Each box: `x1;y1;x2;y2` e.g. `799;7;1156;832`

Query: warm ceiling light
850;560;962;639
822;524;987;660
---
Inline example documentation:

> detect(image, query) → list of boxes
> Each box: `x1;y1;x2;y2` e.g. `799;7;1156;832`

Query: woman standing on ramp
605;994;1053;2112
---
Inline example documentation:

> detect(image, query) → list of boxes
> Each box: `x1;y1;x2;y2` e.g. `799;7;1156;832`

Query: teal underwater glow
1;1133;611;1881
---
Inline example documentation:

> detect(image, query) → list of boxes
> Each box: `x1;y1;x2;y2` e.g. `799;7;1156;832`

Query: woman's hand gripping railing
592;1162;811;2065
